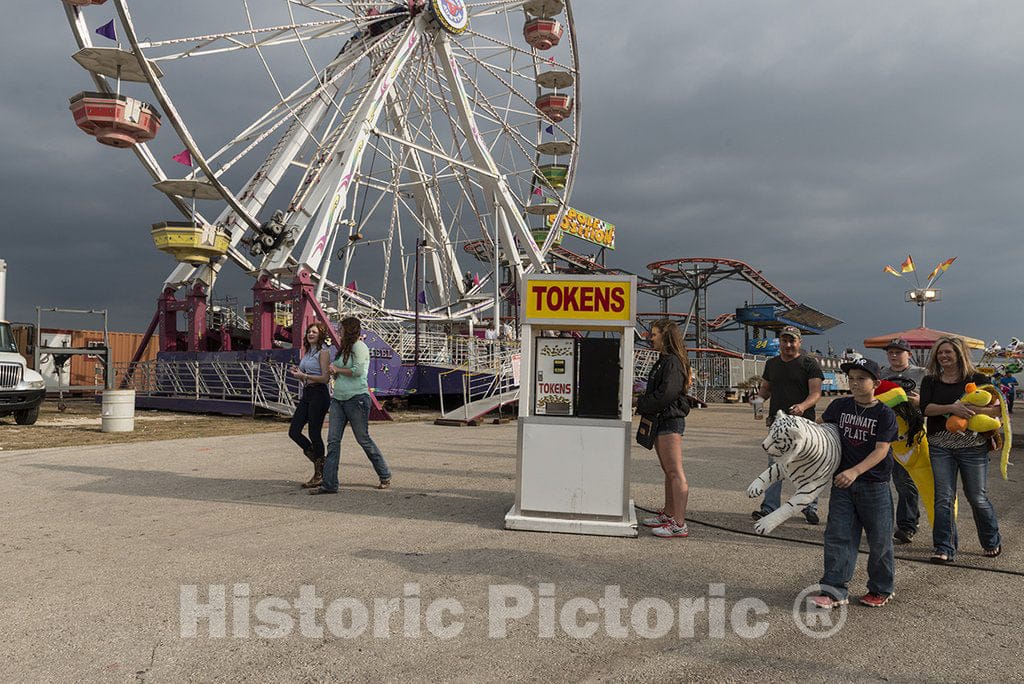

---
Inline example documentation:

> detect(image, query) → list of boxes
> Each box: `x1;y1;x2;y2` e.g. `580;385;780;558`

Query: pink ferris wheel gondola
69;91;162;148
523;18;563;50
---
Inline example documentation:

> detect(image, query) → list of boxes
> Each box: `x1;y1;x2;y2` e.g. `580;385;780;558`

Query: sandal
930;553;952;564
983;546;1002;558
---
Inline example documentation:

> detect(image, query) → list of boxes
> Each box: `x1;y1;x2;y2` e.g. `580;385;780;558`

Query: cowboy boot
302;458;325;489
301;454;321;491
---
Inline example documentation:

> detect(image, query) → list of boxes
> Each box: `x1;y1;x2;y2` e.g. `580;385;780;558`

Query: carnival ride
60;1;843;415
62;0;580;355
979;338;1024;375
639;258;842;353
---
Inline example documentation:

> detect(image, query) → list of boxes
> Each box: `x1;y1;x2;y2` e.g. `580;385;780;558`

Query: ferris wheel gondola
61;0;581;336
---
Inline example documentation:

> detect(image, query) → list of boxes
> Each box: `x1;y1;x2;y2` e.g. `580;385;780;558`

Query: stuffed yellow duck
945;383;1001;433
944;382;1012;479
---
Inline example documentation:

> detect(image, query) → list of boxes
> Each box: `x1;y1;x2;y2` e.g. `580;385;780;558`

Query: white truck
0;320;45;424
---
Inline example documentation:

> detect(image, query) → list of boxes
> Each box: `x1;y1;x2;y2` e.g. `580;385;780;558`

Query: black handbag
636;414;659;450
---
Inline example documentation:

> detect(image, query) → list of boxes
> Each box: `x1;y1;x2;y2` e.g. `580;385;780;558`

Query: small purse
636;415;659;450
985;430;1002;453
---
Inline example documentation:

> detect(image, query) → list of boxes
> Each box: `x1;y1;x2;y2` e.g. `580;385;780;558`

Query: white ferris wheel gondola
61;0;581;330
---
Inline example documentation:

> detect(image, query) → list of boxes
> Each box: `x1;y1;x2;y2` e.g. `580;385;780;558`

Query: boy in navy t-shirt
812;358;899;609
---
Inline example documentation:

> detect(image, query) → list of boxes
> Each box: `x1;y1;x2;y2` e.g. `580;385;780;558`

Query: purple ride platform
132;330;488;416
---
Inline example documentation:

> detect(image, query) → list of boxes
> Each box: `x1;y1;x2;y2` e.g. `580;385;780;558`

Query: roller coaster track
645;257;799;309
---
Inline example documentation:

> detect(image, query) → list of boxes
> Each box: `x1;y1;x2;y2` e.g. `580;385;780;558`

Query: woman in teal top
311;317;392;494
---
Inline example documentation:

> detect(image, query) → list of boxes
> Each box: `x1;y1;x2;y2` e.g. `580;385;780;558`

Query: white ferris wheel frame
62;0;581;323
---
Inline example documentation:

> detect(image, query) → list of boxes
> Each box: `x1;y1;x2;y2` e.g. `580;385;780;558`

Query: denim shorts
657;416;686;436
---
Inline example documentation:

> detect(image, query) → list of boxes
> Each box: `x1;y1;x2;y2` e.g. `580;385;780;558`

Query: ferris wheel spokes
166;24;414;292
266;20;425;277
433;35;545;276
62;0;580;334
384;92;462;304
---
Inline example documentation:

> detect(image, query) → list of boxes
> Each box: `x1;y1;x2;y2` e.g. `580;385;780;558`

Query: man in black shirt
752;326;824;524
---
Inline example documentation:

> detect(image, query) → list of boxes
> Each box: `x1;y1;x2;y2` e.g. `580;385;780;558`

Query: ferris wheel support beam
432;35;547;278
384;91;463;304
265;21;424;280
163;82;344;291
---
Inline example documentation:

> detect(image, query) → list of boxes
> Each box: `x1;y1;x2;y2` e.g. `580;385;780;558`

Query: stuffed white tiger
747;411;842;535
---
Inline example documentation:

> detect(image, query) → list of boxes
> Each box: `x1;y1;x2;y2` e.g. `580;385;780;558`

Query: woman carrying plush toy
919;336;1002;563
637;319;693;539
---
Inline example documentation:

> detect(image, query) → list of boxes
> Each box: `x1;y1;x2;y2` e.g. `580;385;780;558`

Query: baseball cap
779;325;802;339
840;357;882;380
884;337;912;352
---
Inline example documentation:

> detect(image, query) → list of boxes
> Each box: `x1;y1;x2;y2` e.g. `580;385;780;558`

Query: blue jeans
930;445;1001;558
892;462;920;534
321;394;391;492
821;480;895;600
762;455;819;514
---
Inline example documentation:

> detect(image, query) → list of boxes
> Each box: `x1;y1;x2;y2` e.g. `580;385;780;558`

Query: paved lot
1;403;1020;681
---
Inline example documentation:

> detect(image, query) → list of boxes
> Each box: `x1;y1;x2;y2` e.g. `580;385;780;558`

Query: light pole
906;288;941;327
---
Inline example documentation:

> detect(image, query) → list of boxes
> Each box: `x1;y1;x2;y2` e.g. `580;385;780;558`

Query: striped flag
926;256;956;283
883;265;901;277
900;255;915;273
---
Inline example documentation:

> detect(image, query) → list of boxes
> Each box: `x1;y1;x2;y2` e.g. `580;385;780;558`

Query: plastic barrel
101;389;136;433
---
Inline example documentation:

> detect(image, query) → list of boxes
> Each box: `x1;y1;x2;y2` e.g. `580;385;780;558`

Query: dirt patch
0;398;441;452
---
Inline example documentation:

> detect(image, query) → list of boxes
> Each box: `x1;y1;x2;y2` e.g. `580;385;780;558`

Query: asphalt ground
1;401;1021;682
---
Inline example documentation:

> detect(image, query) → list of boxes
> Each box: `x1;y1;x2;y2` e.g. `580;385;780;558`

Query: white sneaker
641;511;672;528
652;522;689;538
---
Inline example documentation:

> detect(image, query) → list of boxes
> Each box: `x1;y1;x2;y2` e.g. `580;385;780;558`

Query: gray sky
3;1;1023;356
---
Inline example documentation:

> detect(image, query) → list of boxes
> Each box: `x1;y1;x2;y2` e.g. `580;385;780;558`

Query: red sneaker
810;593;848;610
859;592;894;608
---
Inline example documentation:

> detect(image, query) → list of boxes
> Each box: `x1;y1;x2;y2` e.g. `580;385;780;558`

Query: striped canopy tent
864;327;985;350
864;327;985;364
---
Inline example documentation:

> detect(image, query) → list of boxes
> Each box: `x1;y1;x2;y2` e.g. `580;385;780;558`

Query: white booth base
504;503;638;538
505;417;637;538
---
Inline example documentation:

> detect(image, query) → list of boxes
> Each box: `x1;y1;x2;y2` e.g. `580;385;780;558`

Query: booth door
575;337;620;419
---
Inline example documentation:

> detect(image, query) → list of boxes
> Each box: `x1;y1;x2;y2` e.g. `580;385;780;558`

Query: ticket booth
504;274;638;537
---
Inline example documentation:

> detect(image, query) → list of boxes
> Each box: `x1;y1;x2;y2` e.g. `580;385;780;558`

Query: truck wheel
14;406;39;425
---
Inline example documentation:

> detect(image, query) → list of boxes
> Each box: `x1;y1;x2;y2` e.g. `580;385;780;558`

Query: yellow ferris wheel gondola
151;221;230;265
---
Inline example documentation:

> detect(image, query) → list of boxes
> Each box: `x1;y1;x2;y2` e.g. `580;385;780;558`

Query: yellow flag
884;265;901;277
900;255;915;273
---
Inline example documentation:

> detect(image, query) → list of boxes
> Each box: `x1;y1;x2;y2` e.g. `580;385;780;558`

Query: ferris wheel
62;0;580;324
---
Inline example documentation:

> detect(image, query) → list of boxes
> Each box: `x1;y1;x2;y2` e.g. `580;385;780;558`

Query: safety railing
437;344;521;421
114;359;300;415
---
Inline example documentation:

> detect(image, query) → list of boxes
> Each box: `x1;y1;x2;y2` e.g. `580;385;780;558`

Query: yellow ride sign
546;206;615;249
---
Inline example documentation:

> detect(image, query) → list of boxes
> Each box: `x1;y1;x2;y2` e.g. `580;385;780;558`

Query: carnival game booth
505;274;638;537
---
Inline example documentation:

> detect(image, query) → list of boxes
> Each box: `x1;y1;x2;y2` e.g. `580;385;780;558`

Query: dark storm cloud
3;1;1023;354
